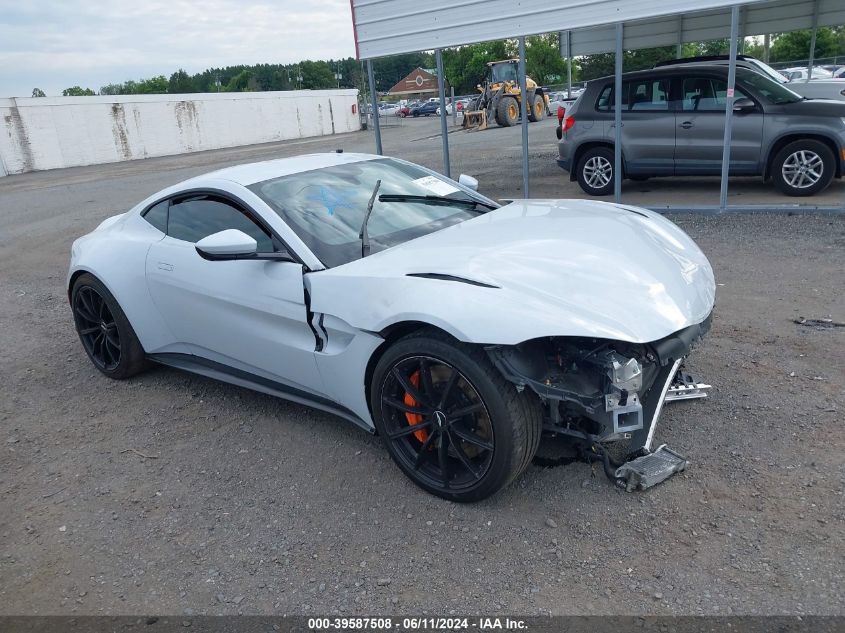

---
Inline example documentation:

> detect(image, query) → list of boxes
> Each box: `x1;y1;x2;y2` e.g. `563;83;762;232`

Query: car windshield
249;158;498;268
746;58;790;84
737;68;803;104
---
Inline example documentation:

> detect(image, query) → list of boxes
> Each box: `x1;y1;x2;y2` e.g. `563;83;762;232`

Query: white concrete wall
0;89;360;175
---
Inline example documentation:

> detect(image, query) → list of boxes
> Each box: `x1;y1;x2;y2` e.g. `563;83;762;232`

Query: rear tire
496;96;520;127
576;146;615;196
370;329;542;502
527;94;545;122
71;273;148;379
771;140;834;197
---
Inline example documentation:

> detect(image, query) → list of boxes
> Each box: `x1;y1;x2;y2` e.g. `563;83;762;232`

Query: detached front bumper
488;315;712;452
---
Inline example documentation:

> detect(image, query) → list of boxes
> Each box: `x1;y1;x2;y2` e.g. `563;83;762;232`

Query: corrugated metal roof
570;0;845;56
352;0;843;60
351;0;759;59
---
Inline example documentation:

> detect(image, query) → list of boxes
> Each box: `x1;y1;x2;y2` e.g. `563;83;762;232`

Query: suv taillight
563;115;575;132
557;106;565;123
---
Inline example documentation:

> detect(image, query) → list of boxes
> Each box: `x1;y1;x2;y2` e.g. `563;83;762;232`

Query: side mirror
196;229;257;259
733;97;756;113
458;174;479;191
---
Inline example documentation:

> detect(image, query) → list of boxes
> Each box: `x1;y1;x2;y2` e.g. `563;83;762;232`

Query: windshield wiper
359;179;381;258
378;193;497;210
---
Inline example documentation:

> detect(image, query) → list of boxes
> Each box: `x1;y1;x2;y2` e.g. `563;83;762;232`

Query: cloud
0;0;357;96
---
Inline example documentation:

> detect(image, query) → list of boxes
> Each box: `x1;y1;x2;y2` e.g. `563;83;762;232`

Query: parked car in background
436;100;468;115
834;67;845;79
399;102;419;117
549;88;584;118
780;66;834;81
410;102;439;117
378;102;401;117
557;64;845;197
656;55;845;101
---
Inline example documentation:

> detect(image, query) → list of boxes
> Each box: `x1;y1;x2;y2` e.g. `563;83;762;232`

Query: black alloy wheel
380;356;494;493
371;330;543;502
71;273;148;379
73;285;121;371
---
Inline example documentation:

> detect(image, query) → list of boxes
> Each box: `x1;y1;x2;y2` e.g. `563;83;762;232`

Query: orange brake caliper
404;370;429;443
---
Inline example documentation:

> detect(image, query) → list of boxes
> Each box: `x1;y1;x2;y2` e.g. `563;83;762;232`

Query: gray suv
556;65;845;196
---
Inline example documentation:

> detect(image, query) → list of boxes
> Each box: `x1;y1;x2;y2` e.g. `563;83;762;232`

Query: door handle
609;122;624;128
157;262;174;272
679;121;693;129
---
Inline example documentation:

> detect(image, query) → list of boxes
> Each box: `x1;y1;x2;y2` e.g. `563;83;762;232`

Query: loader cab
489;60;519;85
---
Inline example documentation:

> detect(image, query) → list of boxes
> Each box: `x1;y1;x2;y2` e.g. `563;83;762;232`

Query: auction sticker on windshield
413;176;460;196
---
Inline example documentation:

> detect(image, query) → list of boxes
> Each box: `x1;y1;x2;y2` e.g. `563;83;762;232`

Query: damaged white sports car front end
308;196;715;495
67;153;714;501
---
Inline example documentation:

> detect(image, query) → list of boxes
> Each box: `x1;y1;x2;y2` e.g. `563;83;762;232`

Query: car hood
778;97;845;115
307;200;716;345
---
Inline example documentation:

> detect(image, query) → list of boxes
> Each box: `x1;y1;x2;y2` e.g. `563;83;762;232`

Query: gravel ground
0;122;843;616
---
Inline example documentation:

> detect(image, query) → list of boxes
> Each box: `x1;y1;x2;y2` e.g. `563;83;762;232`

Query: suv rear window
596;78;669;112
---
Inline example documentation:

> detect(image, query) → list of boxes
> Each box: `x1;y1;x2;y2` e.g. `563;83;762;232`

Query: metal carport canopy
350;0;757;60
351;0;844;211
570;0;845;55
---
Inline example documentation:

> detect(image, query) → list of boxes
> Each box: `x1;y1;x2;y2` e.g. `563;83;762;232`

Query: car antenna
359;179;381;258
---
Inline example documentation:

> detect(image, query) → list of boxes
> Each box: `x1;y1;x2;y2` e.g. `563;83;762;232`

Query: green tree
526;34;566;85
31;88;46;97
135;75;168;94
99;83;124;95
300;61;336;89
168;69;195;93
62;86;95;96
770;28;842;63
443;40;511;94
225;69;256;92
372;52;434;92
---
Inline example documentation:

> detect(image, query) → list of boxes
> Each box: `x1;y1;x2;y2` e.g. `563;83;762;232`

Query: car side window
681;77;750;112
595;79;669;111
167;196;275;252
142;200;168;233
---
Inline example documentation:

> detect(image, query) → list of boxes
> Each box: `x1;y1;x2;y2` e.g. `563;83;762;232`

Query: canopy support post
807;0;820;81
367;60;382;155
613;22;623;203
518;36;530;198
565;31;573;98
435;48;450;177
719;5;740;211
676;16;683;58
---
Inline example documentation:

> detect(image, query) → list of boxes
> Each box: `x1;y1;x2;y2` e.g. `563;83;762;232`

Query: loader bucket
462;109;488;132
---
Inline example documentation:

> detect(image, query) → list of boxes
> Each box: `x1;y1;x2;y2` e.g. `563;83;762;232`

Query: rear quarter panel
68;212;182;354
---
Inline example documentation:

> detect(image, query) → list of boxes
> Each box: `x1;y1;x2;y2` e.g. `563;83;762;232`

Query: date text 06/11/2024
307;617;528;630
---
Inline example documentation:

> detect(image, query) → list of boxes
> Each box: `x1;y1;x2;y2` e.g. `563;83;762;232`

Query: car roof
655;54;757;66
195;153;381;186
589;64;734;84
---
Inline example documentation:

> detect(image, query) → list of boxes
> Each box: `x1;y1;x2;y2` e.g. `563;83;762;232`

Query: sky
0;0;358;97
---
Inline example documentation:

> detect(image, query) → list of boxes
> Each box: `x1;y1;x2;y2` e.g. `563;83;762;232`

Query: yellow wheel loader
462;59;549;131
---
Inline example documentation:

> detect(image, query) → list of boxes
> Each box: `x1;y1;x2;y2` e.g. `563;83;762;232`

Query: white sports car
68;152;715;501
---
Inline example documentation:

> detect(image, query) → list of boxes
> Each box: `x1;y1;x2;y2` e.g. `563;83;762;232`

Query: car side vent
406;273;499;288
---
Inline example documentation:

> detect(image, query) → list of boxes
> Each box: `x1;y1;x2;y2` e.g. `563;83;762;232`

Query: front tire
576;146;615;196
496;96;520;127
71;273;147;379
771;140;834;197
371;329;542;502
